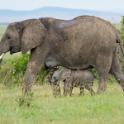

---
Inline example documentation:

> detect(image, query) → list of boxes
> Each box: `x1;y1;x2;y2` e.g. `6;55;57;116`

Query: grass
0;83;124;124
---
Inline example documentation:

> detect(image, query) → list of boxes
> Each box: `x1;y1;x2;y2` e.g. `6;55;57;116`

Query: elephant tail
116;34;124;56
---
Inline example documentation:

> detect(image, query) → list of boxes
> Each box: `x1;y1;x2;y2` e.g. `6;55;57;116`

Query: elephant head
50;67;71;83
0;19;46;56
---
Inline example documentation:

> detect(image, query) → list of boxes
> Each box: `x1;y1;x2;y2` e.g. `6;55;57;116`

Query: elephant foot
17;91;34;107
52;84;61;97
97;88;106;94
90;90;95;96
52;89;61;97
63;91;68;97
118;80;124;92
97;86;106;94
79;92;84;96
97;81;107;94
53;92;61;97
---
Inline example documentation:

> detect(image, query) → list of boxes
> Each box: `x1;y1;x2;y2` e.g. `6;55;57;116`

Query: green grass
0;83;124;124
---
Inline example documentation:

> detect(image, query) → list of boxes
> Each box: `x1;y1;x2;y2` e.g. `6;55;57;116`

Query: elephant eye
53;76;57;81
54;77;56;80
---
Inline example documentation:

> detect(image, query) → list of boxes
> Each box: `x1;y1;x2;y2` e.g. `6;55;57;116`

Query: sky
0;0;124;13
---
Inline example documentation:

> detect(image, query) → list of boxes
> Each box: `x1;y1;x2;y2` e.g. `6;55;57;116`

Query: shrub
0;53;49;85
12;53;49;85
12;54;30;75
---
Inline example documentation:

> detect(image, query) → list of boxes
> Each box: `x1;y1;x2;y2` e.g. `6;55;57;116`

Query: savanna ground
0;23;124;124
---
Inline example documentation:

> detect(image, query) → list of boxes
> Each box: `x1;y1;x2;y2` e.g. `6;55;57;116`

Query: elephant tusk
0;53;5;63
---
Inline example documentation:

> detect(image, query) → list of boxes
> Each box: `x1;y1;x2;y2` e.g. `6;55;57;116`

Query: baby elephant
50;67;95;96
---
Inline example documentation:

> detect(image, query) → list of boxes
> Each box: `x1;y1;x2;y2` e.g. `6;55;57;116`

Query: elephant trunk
116;34;124;57
0;38;10;54
0;38;10;62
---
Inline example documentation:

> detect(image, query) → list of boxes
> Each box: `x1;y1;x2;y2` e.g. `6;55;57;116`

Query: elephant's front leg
19;46;48;106
22;60;42;95
22;48;46;95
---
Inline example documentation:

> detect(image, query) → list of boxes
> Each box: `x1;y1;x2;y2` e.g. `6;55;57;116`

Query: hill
0;7;122;24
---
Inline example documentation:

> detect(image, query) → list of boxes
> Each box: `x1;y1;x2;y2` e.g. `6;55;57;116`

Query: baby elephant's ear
21;19;46;53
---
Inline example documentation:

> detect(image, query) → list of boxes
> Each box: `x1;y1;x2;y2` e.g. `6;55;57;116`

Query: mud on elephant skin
0;16;124;96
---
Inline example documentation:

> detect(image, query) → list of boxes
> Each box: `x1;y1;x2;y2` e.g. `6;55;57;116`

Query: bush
0;53;49;86
36;66;49;84
12;54;30;74
12;53;49;85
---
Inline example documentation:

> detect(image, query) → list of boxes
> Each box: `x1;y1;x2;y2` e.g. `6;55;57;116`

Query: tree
121;16;124;40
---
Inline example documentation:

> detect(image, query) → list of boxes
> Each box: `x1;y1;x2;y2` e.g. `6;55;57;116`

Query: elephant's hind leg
110;52;124;91
96;54;113;94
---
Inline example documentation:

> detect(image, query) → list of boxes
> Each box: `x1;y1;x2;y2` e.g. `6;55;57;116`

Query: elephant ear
21;19;46;53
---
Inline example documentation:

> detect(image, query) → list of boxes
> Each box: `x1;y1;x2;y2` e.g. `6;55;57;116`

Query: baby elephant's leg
56;83;61;96
63;81;70;96
79;83;84;96
63;79;73;96
63;81;68;96
69;86;73;96
85;82;95;95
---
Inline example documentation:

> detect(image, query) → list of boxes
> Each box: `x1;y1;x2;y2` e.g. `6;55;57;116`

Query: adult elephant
0;16;124;95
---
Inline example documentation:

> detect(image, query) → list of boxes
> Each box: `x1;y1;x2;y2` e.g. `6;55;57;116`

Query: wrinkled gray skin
0;16;124;95
50;67;95;96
